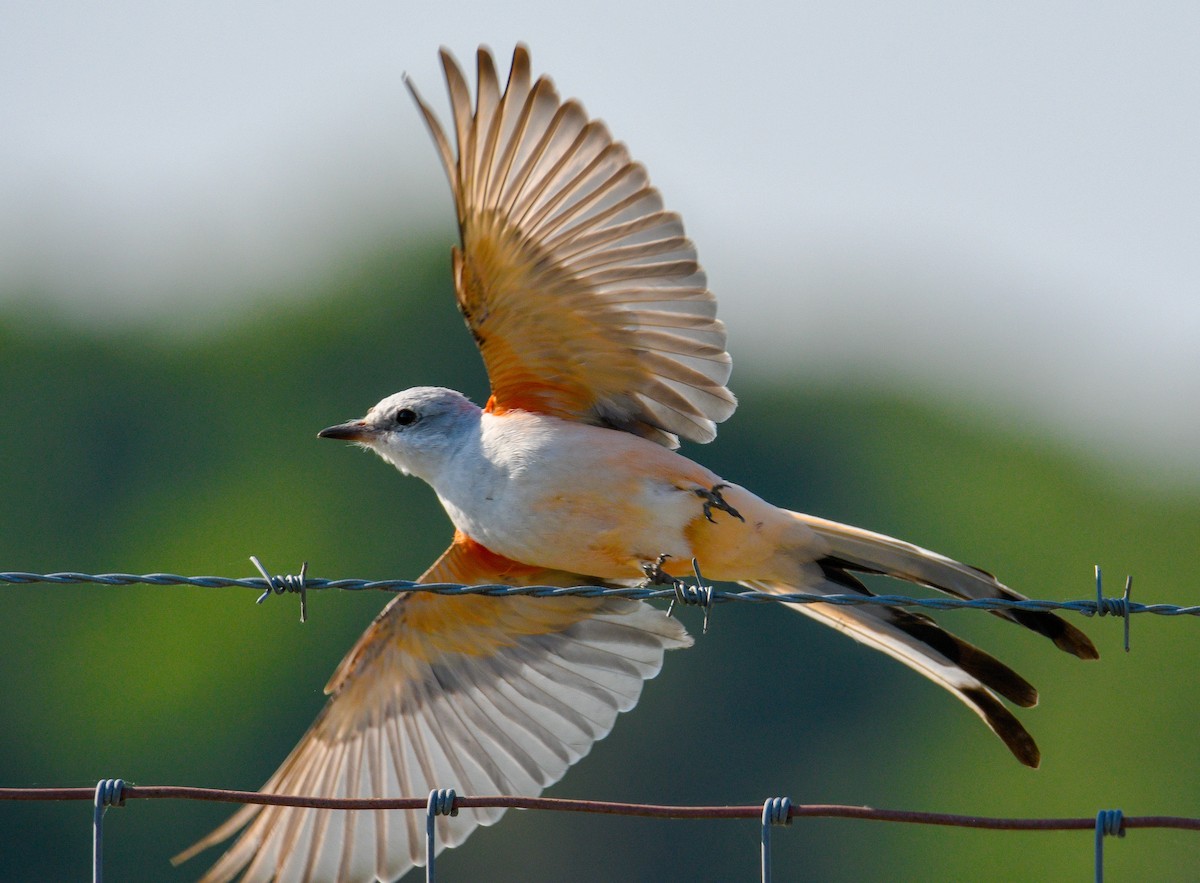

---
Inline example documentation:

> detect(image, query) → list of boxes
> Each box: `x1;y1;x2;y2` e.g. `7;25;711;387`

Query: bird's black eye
394;408;418;427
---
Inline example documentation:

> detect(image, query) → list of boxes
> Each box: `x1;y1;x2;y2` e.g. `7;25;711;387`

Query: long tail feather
796;513;1098;659
742;511;1098;767
745;571;1042;767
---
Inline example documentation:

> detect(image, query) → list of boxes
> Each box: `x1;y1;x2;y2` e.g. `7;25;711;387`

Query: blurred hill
1;244;1197;881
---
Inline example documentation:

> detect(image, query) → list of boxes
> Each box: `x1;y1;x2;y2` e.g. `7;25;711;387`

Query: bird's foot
694;483;744;524
639;553;694;600
639;553;675;586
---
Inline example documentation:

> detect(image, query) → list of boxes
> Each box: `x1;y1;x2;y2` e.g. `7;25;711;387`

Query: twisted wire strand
1;570;1195;616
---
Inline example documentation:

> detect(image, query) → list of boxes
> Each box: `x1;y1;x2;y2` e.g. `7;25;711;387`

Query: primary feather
407;45;735;447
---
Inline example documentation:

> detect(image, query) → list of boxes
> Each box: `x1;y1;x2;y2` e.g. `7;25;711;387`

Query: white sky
2;2;1198;481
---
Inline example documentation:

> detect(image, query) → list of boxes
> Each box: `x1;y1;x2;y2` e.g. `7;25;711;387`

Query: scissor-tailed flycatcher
179;45;1097;882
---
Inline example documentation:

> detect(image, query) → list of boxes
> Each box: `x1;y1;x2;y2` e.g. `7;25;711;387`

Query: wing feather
178;534;691;882
544;208;683;258
409;45;735;447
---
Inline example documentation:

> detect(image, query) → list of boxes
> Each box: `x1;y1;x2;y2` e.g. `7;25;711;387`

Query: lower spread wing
407;45;735;448
179;534;691;883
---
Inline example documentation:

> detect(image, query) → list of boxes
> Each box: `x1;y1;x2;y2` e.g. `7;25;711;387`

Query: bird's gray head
318;386;481;480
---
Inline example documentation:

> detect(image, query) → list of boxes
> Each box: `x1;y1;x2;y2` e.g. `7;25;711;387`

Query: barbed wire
0;563;1179;650
2;781;1194;883
1;564;1183;615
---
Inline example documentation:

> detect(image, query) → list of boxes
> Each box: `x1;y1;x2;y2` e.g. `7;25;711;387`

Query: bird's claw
695;483;744;524
639;554;692;604
640;553;675;587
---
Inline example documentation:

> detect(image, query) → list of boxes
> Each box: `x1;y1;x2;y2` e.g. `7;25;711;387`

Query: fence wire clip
250;556;309;623
1094;808;1125;883
425;788;458;883
760;796;792;883
92;778;126;883
1090;566;1132;652
662;558;716;634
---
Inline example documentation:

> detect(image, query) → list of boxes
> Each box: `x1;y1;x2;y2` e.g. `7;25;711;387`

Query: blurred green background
1;240;1196;881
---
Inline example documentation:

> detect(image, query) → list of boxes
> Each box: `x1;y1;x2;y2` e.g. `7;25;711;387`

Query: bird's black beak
317;420;376;442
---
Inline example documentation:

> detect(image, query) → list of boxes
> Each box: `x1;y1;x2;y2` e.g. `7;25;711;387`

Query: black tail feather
818;558;1039;708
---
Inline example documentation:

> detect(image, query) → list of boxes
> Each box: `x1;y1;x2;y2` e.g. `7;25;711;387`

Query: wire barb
1090;566;1133;651
250;556;309;623
761;797;792;883
425;788;458;883
1094;809;1125;883
665;558;716;633
92;778;125;883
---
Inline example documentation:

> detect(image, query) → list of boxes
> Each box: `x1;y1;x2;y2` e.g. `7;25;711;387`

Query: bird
177;44;1098;882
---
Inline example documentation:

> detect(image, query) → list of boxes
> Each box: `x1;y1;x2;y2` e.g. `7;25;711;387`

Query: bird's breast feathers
431;410;724;578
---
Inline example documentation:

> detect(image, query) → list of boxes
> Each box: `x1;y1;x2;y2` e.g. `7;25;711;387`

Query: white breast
429;410;709;577
432;410;566;556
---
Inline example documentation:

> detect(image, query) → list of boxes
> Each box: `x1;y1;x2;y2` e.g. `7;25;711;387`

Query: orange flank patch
457;242;596;421
324;532;607;694
398;593;602;658
456;223;670;431
680;483;789;583
420;531;593;586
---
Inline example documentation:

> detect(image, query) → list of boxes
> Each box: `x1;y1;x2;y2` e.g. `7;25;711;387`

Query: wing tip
426;42;736;445
171;803;260;872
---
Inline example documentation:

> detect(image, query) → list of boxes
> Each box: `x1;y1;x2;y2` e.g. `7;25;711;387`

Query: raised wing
179;533;691;882
407;45;735;447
